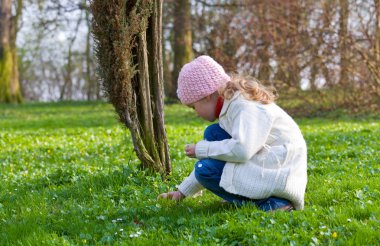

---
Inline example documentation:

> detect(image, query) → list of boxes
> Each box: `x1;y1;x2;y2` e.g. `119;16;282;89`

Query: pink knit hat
177;55;230;104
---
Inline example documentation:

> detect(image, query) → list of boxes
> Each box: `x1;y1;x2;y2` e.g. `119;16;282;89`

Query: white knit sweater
177;92;307;210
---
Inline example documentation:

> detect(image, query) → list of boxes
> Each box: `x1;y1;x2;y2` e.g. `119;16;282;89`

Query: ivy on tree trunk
91;0;171;176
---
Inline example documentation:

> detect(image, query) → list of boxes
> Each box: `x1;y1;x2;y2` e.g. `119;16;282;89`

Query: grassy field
0;101;379;245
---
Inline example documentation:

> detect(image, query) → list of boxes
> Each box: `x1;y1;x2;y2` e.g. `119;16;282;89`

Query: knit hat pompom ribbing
177;55;230;104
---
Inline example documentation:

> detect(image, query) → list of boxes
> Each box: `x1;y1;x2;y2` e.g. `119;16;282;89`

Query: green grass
0;101;379;245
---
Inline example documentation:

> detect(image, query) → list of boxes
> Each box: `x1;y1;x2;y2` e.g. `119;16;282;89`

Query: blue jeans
194;123;292;211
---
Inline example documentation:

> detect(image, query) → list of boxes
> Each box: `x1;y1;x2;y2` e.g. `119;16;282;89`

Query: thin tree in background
60;14;83;101
91;0;171;176
372;0;380;96
0;0;23;103
376;0;380;67
83;1;99;101
169;0;193;99
256;2;271;82
339;0;350;100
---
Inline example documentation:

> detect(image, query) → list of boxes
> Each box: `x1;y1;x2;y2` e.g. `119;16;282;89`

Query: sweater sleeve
195;102;273;162
177;170;204;197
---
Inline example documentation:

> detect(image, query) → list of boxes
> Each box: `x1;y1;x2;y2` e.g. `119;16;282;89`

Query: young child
158;56;307;211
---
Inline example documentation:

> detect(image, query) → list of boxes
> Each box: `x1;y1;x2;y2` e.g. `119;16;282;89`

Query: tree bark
0;0;23;103
169;0;193;99
376;0;380;65
339;0;349;88
257;2;271;82
373;0;380;93
91;0;171;176
84;0;95;101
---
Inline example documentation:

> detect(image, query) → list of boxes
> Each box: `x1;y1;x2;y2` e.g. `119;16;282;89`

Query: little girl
158;56;307;211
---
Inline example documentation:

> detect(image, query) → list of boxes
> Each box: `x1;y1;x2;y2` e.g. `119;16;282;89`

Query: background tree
91;0;171;176
0;0;23;103
168;0;193;99
82;0;99;100
339;0;350;103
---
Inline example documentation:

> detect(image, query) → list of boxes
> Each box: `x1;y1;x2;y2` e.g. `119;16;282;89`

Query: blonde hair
218;75;278;104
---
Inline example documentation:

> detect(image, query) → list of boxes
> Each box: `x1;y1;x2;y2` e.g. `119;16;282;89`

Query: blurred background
1;0;379;115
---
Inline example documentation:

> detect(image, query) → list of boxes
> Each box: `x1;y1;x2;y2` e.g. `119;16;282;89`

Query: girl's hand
185;144;196;158
157;191;185;201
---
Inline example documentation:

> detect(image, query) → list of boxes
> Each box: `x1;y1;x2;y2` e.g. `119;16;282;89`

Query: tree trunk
84;1;97;101
373;0;380;93
169;0;193;99
339;0;349;89
91;0;171;176
80;0;99;101
60;45;73;100
376;0;380;65
256;2;271;82
0;0;23;103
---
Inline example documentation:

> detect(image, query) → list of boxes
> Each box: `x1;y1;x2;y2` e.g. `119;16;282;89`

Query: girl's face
188;95;218;122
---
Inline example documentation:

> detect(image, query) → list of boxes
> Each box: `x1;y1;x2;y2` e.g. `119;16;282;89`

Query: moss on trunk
0;45;22;103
